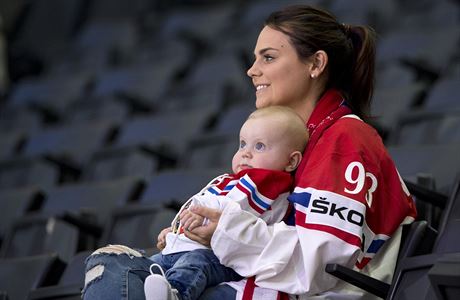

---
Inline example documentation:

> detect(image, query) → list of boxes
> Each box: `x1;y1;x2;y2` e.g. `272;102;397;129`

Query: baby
145;106;308;300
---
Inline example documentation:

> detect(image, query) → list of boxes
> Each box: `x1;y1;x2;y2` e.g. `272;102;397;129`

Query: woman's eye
239;141;246;149
255;142;265;151
263;55;274;62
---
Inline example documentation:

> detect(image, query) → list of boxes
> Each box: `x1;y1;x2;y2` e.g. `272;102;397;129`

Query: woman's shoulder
313;114;387;161
325;114;381;144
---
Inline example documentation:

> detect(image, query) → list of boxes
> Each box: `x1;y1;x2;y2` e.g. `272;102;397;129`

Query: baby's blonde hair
247;106;308;153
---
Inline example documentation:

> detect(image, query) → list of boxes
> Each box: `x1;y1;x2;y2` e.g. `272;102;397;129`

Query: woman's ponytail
345;25;376;122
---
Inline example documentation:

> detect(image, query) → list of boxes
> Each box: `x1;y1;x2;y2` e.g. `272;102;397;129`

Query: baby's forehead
243;115;284;130
243;117;293;137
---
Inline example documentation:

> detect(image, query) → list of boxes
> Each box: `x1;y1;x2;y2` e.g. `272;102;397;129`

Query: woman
83;5;417;300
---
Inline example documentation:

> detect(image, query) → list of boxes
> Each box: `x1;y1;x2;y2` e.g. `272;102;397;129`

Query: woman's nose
247;61;260;78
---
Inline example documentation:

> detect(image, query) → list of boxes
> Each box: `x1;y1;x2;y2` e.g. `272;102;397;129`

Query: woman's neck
292;88;324;124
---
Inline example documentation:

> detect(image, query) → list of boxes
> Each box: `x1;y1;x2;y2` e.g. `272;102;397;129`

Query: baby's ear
285;151;303;172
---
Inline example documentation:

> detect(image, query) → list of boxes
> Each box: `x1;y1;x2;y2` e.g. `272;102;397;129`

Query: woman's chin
255;98;270;109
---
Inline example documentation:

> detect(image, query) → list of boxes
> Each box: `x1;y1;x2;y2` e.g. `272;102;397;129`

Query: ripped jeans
82;245;238;300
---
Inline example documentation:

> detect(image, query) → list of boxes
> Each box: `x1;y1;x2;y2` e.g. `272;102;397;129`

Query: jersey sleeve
225;169;293;218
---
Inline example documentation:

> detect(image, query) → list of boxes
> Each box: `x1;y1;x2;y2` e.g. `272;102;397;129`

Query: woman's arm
205;201;361;295
185;202;359;295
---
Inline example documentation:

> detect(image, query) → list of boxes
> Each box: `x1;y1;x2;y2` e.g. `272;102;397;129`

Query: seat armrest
325;263;389;299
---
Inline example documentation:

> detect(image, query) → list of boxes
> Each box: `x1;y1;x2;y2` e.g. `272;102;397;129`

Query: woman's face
247;26;313;110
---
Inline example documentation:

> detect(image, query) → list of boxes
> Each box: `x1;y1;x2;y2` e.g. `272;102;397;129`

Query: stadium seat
181;51;251;108
40;176;145;225
26;205;178;299
8;0;85;68
329;0;397;33
387;109;460;146
82;147;159;182
0;176;145;260
389;143;460;195
213;103;253;134
432;176;460;254
158;3;237;41
28;250;90;300
0;157;60;190
70;19;139;72
0;215;79;263
21;119;117;169
0;130;25;160
63;95;130;124
184;132;237;170
114;108;215;162
427;253;460;300
370;82;426;135
160;83;225;113
386;177;460;299
85;0;153;21
0;186;44;244
0;253;66;300
397;0;460;29
0;106;42;134
375;62;418;90
91;60;184;108
7;73;92;118
376;26;460;74
180;103;252;169
139;168;224;209
422;75;460;111
99;205;178;251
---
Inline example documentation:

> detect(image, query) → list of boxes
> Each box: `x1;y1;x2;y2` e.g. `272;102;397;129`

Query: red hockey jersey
211;89;417;299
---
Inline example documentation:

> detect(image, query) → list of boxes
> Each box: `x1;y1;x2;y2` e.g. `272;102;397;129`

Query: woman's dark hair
265;5;376;121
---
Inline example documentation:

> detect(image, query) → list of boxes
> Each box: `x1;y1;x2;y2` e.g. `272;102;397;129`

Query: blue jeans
149;249;242;300
83;249;238;300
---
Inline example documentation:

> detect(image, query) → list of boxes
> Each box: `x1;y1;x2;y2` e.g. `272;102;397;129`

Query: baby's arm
179;209;205;232
157;227;172;250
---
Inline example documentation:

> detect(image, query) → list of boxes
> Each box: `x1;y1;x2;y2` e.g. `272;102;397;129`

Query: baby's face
232;116;294;174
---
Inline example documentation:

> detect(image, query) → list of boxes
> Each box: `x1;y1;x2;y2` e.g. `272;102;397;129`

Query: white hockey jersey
162;168;293;255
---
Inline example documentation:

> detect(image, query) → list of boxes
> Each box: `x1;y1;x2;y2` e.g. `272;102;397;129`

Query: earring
310;74;316;79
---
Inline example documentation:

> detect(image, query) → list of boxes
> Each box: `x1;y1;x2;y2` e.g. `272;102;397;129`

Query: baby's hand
180;209;205;232
157;227;172;250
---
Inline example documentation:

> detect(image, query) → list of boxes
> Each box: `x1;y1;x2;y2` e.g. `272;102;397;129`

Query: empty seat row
0;167;225;257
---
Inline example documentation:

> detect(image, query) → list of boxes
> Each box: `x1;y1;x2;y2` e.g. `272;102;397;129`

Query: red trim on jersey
295;210;362;248
242;277;256;300
355;257;371;269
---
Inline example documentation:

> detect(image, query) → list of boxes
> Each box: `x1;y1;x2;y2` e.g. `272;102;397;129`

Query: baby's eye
239;140;246;150
255;142;266;151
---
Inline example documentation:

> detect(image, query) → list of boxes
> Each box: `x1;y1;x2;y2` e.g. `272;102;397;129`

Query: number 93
344;161;378;207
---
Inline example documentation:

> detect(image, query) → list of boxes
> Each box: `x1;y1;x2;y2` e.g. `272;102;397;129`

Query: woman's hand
183;206;222;247
157;227;172;250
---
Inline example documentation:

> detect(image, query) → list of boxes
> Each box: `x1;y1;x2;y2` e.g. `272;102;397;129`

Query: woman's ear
285;151;303;172
309;50;328;78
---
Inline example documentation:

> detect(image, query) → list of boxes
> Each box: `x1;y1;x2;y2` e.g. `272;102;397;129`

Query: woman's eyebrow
255;47;279;56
